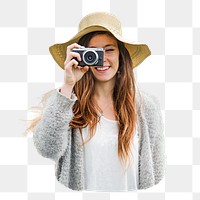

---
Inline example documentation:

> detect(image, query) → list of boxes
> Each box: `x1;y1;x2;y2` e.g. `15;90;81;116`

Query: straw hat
49;12;151;68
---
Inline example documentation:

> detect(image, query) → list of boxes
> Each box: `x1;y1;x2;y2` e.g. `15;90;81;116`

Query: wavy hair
71;31;137;167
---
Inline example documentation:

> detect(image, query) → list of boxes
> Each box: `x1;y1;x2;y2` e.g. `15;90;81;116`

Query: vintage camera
72;48;104;66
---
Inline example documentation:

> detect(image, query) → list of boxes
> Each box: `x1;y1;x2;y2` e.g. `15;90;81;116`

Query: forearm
59;84;74;99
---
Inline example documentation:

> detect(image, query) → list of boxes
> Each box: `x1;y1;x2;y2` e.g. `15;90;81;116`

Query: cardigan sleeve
33;90;77;162
138;91;165;189
146;94;165;185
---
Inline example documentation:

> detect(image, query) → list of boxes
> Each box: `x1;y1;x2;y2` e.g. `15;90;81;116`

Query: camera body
72;48;104;66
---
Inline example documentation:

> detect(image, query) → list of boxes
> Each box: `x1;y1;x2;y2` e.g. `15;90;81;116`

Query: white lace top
82;116;139;192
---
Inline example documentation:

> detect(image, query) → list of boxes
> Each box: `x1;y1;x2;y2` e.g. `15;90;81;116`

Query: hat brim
49;26;151;69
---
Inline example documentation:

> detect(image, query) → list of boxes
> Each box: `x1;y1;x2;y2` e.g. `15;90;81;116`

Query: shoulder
136;90;164;140
136;90;161;115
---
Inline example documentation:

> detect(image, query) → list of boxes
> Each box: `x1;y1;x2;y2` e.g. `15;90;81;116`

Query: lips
95;66;110;71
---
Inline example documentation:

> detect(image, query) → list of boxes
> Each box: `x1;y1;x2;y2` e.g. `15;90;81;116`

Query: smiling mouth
95;66;110;71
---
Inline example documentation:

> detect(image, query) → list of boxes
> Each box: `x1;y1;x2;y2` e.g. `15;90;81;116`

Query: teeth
96;66;109;71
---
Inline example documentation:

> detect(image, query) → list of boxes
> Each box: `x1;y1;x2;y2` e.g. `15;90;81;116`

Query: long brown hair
71;31;137;167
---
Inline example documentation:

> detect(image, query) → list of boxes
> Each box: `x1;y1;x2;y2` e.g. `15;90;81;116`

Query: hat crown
78;12;122;36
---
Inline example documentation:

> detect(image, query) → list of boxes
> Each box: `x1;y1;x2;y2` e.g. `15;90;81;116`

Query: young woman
28;12;165;192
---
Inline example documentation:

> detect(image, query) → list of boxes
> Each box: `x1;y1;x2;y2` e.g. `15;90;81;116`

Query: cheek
113;55;119;69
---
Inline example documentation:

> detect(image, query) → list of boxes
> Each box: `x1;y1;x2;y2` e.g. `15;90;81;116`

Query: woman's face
87;34;120;84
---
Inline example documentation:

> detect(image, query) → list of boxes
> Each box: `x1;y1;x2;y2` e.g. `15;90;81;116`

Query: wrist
59;84;74;98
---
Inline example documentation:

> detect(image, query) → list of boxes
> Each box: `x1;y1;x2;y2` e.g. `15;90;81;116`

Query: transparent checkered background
0;0;199;199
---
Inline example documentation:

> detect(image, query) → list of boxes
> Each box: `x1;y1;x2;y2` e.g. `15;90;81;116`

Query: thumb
82;66;89;73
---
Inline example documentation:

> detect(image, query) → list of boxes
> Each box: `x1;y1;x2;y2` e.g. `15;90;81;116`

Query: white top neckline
100;115;118;123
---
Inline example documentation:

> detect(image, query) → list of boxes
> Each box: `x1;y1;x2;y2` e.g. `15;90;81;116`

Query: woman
28;12;165;192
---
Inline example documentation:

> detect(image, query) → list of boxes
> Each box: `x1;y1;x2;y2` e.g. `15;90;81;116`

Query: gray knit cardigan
33;90;165;191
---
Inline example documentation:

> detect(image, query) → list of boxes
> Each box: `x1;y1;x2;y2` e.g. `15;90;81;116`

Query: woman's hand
60;43;89;97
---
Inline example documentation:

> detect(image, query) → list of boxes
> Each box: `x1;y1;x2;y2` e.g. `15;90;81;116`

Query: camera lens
83;50;98;66
88;55;93;61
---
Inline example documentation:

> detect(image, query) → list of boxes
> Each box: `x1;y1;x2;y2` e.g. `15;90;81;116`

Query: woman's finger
66;43;81;53
64;43;83;64
81;66;89;72
69;52;81;62
64;59;79;70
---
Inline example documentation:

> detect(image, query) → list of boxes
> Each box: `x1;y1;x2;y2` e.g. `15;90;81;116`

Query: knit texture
33;90;165;191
